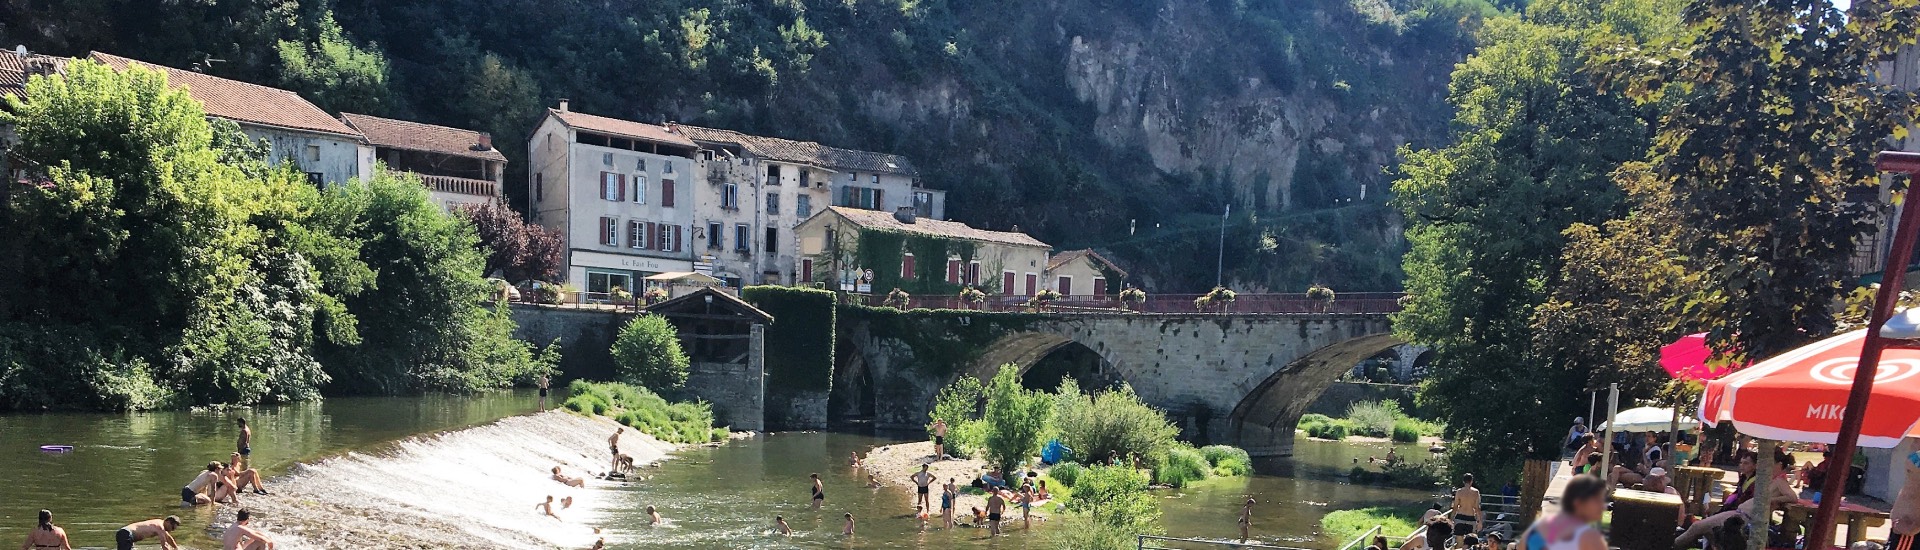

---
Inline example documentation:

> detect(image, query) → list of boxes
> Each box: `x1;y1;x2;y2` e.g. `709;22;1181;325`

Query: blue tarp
1041;439;1070;465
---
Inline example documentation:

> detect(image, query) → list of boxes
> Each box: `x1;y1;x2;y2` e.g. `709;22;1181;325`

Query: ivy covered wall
740;285;836;427
837;304;1044;378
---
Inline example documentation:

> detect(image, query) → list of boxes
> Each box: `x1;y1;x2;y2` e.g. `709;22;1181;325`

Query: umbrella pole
1601;384;1618;478
1812;152;1920;548
1668;396;1681;465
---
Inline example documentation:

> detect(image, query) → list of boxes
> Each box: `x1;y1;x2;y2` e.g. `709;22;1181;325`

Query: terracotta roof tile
0;50;70;98
89;52;361;138
672;124;916;176
341;113;506;163
550;109;696;149
825;206;1048;248
1048;248;1128;278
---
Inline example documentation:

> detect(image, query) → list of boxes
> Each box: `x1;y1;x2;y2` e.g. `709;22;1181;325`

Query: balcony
416;174;499;197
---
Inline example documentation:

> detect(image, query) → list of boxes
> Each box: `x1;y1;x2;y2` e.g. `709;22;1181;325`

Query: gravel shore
863;441;1057;525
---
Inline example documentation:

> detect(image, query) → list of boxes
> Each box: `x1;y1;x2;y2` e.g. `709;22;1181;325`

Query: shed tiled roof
825;206;1048;248
0;49;68;98
341;113;506;163
89;52;362;138
550;109;696;149
672;124;917;176
1048;249;1129;278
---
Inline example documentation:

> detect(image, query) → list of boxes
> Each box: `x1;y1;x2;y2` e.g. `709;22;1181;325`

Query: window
599;217;618;246
765;227;778;253
799;170;811;188
655;224;682;252
1058;276;1074;296
306;144;321;162
305;172;325;188
837;186;883;209
721;183;739;210
662;179;676;207
1003;271;1016;295
637;158;647;171
734;224;750;253
801;259;814;283
796;195;813;218
700;150;714;161
534;173;543;203
603;152;614;166
664;160;674;174
1025;273;1038;296
901;253;917;279
708;222;724;250
766;193;780;215
767;165;782;186
946;260;961;284
968;261;981;285
585;270;633;302
913;191;934;218
1093;277;1108;298
628;220;648;249
632;175;647;203
600;172;624;201
871;174;880;184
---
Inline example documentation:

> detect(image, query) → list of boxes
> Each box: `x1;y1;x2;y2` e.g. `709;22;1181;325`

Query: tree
277;11;397;115
1392;0;1676;479
612;314;690;390
981;364;1053;474
1060;463;1161;533
457;201;562;282
1050;380;1179;465
1595;0;1920;361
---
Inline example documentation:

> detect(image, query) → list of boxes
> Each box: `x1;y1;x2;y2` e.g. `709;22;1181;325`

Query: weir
244;410;670;549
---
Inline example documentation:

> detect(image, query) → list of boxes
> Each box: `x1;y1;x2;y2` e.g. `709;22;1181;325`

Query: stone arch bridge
836;311;1399;458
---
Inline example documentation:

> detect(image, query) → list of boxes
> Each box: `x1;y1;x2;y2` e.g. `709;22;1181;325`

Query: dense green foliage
1392;0;1679;481
1060;463;1161;535
837;304;1041;377
1049;379;1179;465
0;62;552;410
927;375;986;458
1146;443;1211;488
0;0;1493;292
740;286;835;391
611;314;691;390
1320;505;1427;543
981;364;1053;474
1199;445;1254;477
563;380;726;444
1299;402;1441;442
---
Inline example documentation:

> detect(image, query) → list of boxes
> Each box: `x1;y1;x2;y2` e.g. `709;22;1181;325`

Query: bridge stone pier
839;311;1399;458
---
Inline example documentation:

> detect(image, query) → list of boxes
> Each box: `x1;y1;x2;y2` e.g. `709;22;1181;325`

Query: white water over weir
243;410;670;549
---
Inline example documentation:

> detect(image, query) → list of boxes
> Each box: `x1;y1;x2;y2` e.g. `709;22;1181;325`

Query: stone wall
676;324;766;431
510;304;624;381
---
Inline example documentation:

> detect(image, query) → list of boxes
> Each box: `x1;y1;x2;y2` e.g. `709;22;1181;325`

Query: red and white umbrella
1700;330;1920;448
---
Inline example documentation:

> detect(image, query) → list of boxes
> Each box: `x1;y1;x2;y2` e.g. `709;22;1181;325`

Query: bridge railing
846;292;1405;314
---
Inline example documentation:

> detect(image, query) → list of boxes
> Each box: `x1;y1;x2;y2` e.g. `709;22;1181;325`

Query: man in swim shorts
986;490;1006;536
116;517;179;550
221;509;274;550
911;464;935;512
932;419;948;460
182;462;222;506
234;418;252;470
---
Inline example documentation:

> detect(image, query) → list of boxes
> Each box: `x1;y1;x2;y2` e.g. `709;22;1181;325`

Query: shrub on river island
1050;379;1179;465
1320;505;1426;545
564;381;723;444
611;314;689;390
1148;443;1211;488
1200;445;1253;476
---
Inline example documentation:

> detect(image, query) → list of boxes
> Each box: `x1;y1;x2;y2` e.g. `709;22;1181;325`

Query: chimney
1010;224;1021;233
472;132;493;152
558;99;570;112
894;206;917;224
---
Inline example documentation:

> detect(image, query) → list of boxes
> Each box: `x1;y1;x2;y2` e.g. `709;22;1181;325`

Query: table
1613;489;1684;550
1675;466;1727;516
1780;498;1889;545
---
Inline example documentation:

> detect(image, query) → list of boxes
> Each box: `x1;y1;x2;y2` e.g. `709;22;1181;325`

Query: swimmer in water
843;513;855;536
589;538;604;550
647;505;661;525
850;451;862;468
23;509;71;550
560;496;574;510
810;473;825;509
867;473;881;488
552;466;585;488
534;496;559;519
117;516;180;550
775;515;791;536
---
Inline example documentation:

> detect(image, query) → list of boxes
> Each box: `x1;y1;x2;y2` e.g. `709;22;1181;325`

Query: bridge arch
1226;333;1406;457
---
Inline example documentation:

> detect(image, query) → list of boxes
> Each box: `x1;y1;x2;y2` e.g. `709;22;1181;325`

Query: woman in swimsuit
1520;475;1608;550
23;509;71;550
810;473;825;509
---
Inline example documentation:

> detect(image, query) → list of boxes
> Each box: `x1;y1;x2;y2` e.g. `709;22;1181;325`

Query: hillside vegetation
0;0;1497;291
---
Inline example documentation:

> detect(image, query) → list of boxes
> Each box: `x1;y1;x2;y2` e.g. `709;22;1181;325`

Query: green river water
0;394;1437;549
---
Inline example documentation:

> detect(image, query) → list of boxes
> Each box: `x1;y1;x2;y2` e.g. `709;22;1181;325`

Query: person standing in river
932;419;948;460
1239;498;1255;542
537;374;551;407
608;428;623;472
942;478;958;528
21;509;71;550
235;417;252;470
115;517;179;550
911;464;935;512
810;473;826;509
842;513;856;536
986;490;1006;536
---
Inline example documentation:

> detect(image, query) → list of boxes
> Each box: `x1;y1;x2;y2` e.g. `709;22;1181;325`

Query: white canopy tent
1599;406;1698;433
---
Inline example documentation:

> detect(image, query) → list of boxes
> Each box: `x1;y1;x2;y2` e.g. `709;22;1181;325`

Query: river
0;395;1436;549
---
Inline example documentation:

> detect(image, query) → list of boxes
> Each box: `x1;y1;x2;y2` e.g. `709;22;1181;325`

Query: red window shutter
1003;272;1015;295
673;225;683;251
662;180;675;207
875;189;884;209
1025;274;1037;296
947;260;960;284
901;255;915;279
617;174;627;201
1094;278;1107;297
802;259;814;283
1059;277;1072;296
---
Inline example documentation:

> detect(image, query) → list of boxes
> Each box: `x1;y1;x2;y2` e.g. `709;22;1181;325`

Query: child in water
647;505;662;525
843;513;856;536
775;515;791;535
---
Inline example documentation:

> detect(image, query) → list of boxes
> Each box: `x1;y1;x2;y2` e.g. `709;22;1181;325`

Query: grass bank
1300;400;1444;442
562;380;726;444
1319;505;1427;545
